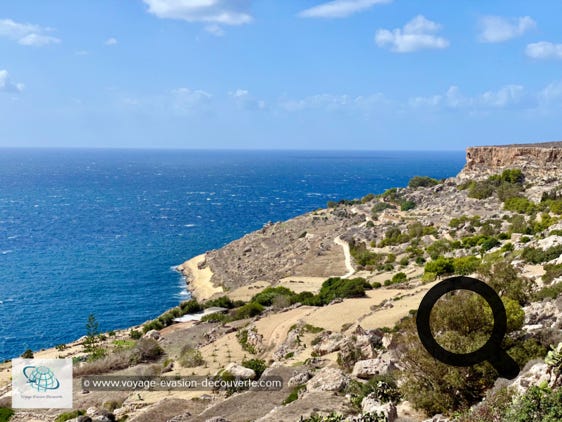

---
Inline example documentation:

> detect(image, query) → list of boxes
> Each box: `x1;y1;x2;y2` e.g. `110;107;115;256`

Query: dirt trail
334;236;354;279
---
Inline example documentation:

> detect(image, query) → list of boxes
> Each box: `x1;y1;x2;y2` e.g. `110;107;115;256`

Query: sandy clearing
277;276;327;294
177;254;223;301
226;281;272;302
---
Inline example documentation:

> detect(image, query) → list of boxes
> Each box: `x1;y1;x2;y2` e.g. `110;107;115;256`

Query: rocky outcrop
458;142;562;181
306;367;349;392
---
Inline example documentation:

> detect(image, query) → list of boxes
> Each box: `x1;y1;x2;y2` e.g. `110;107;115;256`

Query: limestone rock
306;367;349;392
224;363;256;380
361;394;397;421
352;355;397;379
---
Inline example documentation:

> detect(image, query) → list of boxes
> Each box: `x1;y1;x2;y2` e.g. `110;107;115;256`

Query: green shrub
399;257;409;266
424;257;454;276
203;296;235;309
453;256;481;275
504;197;535;214
371;201;395;215
178;345;205;368
129;329;142;339
242;358;267;378
468;180;495;199
180;299;203;313
55;410;85;422
317;277;371;304
478;260;531;305
522;244;562;264
251;287;297;307
391;272;407;284
408;176;439;188
232;302;264;320
426;240;451;260
237;329;257;354
533;282;562;301
400;200;416;211
283;384;306;404
505;385;562;421
21;349;33;359
0;408;14;422
372;281;382;289
543;264;562;284
349;239;384;266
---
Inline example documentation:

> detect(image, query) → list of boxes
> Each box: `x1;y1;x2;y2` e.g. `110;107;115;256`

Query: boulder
312;332;347;356
361;394;397;421
306;367;349;392
143;330;160;340
352;355;397;379
224;363;256;380
288;370;311;387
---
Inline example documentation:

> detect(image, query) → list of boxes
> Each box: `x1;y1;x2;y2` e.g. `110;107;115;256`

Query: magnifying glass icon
416;276;520;380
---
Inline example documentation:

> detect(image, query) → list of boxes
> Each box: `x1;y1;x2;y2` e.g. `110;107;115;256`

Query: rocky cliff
458;141;562;180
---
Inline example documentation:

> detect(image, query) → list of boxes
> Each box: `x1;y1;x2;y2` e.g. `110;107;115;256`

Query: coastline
176;253;224;302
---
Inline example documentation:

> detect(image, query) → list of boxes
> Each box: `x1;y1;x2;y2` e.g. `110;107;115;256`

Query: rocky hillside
2;142;562;422
459;141;562;181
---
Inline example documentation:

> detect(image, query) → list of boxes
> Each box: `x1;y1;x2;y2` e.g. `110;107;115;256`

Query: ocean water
0;149;465;361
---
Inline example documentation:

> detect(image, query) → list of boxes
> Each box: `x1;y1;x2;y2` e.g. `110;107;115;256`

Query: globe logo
23;365;61;392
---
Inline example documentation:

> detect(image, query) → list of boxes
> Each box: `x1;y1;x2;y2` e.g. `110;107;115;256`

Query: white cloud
0;70;24;93
0;18;60;46
205;24;225;36
539;82;562;103
171;87;212;112
229;89;266;109
375;15;449;53
18;33;60;46
105;37;118;46
478;16;536;43
143;0;252;25
526;41;562;60
280;93;386;112
298;0;392;19
409;85;526;110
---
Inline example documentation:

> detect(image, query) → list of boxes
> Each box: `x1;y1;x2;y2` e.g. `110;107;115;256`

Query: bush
0;408;14;422
505;385;562;421
237;329;257;354
129;329;142;339
55;410;85;422
21;349;33;359
400;200;416;211
242;358;267;378
283;384;306;404
543;264;562;284
178;346;205;368
231;302;264;320
316;277;371;305
251;287;297;307
426;240;451;260
399;257;409;266
468;180;495;199
521;244;562;264
478;260;531;305
372;282;382;289
504;197;535;214
453;256;480;275
133;338;163;362
349;239;384;266
391;272;407;284
533;282;562;301
203;296;235;309
424;257;454;277
408;175;439;188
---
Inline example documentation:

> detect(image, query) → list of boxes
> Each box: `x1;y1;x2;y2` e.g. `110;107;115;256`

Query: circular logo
416;276;520;379
23;365;61;392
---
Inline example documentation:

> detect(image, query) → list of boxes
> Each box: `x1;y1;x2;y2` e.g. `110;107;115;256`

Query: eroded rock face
458;143;562;181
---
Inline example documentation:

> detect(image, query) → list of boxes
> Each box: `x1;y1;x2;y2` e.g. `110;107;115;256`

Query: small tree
84;313;100;352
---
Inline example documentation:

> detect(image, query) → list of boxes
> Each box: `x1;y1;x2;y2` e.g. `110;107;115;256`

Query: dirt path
334;236;354;278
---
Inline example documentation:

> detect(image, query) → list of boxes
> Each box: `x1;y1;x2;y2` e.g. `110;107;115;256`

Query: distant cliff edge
458;141;562;180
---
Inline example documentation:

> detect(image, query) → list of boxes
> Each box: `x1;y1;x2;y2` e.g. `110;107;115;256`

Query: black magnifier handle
488;350;520;380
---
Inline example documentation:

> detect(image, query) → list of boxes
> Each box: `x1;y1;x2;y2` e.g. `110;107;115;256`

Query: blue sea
0;149;465;361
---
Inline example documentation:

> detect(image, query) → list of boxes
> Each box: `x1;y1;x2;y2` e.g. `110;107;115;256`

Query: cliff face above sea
458;141;562;180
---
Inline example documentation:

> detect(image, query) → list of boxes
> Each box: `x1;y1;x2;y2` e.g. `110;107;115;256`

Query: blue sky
1;0;562;150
